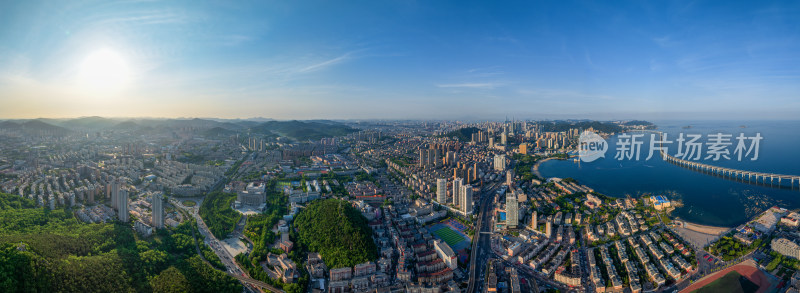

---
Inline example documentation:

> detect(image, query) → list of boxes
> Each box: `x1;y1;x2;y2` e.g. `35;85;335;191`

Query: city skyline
1;1;799;120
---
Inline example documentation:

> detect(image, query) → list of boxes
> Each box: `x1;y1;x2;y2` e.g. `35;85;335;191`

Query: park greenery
354;171;378;186
390;157;412;167
177;152;206;164
0;192;241;293
293;199;378;269
511;153;543;182
243;181;289;261
234;180;309;293
706;235;761;261
233;251;306;293
199;191;242;239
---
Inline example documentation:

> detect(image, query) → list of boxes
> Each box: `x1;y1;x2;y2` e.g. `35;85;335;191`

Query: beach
532;157;555;179
672;220;731;249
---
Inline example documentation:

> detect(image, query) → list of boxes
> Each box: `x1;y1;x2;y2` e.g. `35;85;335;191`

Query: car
707;258;713;263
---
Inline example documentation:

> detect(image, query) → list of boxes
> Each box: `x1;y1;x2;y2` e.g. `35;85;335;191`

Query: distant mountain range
0;120;71;136
0;117;358;141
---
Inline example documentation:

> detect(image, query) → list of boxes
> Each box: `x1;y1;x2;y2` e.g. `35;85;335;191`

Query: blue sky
0;0;798;120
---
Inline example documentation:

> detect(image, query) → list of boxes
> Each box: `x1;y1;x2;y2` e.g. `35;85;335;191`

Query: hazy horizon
3;115;800;123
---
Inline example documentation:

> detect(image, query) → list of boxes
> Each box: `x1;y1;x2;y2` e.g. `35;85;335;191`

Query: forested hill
293;199;378;269
0;192;241;293
439;127;480;142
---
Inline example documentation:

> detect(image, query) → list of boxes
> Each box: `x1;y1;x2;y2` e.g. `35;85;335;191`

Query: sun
78;49;130;92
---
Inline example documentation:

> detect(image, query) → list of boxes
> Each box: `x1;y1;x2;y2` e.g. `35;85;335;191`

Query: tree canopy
293;199;377;268
0;192;241;293
199;191;241;238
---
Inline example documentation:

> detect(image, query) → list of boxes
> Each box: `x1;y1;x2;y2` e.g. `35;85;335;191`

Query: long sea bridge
642;130;800;189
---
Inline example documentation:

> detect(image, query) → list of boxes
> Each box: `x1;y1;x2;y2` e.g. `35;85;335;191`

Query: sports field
681;259;776;293
692;271;758;293
433;226;466;247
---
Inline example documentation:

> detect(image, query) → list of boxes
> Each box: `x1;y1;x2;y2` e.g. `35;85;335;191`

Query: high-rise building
501;126;508;145
419;147;428;168
506;192;518;228
436;179;447;204
489;137;494;148
531;211;538;230
494;154;506;171
152;192;164;229
519;143;528;155
118;189;129;223
452;178;463;206
109;176;120;209
506;170;514;187
546;222;552;237
461;184;473;215
418;147;440;168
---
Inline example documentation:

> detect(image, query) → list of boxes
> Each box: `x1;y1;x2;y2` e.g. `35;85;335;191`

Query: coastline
673;219;731;235
532;157;555;179
671;219;732;249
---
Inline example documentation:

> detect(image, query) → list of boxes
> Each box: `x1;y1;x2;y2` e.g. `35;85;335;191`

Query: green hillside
293;199;377;268
440;127;481;141
252;120;357;141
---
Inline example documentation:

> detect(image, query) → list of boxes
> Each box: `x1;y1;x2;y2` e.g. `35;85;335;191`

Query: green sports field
433;226;466;247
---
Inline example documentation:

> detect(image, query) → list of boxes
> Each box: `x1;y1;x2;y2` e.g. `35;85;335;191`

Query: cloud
652;35;673;47
218;35;253;46
650;59;662;71
466;66;504;77
436;83;501;89
93;10;190;26
298;54;351;73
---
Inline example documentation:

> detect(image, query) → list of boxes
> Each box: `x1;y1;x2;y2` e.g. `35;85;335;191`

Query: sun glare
78;49;130;92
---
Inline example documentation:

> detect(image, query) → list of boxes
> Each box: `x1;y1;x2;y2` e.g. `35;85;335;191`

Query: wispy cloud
652;35;674;47
650;59;662;71
436;83;501;89
218;35;253;46
93;10;190;26
298;53;351;73
466;66;504;77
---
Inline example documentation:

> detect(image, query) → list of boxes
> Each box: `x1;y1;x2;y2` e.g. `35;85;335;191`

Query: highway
171;197;284;293
467;182;499;293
